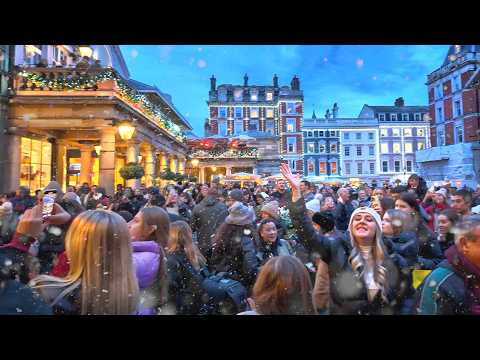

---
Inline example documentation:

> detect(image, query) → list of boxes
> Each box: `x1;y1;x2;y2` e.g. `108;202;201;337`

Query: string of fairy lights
18;68;185;141
189;148;258;159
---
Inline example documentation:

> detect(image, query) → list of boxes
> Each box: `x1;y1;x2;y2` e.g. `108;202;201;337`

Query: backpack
200;269;247;315
416;266;456;315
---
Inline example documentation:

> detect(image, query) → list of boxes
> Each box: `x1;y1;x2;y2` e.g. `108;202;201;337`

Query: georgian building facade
416;45;480;188
0;45;14;193
2;45;191;195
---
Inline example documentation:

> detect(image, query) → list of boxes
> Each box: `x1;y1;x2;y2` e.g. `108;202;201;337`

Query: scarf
445;246;480;315
0;232;36;253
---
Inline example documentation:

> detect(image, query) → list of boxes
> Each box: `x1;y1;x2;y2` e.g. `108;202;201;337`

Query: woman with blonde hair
30;210;139;315
166;221;207;315
280;163;403;315
239;255;315;315
128;206;170;314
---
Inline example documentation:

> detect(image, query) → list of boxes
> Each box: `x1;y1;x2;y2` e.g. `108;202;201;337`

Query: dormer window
218;88;227;102
250;89;258;101
234;89;243;101
266;91;273;101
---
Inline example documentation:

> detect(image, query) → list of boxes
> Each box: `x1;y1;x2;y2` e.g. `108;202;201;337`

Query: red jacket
422;202;447;231
51;251;70;278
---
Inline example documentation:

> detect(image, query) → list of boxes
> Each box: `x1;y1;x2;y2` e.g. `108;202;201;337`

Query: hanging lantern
211;166;217;172
94;145;101;156
118;121;136;140
191;158;199;167
78;45;93;58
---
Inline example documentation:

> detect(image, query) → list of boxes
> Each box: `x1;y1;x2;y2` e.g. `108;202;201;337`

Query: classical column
3;135;21;193
177;157;185;175
99;128;116;196
226;166;232;176
144;145;156;187
199;167;205;184
159;152;168;172
169;156;178;173
56;141;67;191
126;139;140;189
79;145;93;185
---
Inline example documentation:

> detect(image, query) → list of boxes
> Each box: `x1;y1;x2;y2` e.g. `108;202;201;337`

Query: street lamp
212;166;217;172
118;121;136;141
78;45;93;59
94;145;101;156
191;158;199;167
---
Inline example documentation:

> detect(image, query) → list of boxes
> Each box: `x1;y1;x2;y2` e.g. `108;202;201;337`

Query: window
406;160;412;172
218;120;227;136
288;160;295;170
314;131;318;137
437;127;445;146
437;107;443;123
369;162;375;174
266;92;273;101
345;162;351;175
218;88;227;102
307;160;315;175
435;84;442;99
250;107;259;118
330;131;336;137
20;137;52;191
357;162;363;175
319;131;324;137
404;128;412;137
356;145;362;156
234;89;243;101
392;128;400;137
331;162;337;174
344;132;350;140
307;131;312;137
319;144;325;153
417;128;425;137
381;143;389;153
380;129;388;137
266;107;274;118
417;142;425;150
319;162;326;174
404;142;413;153
454;100;462;117
330;143;337;153
234;120;244;134
369;145;374;156
234;107;243;118
379;113;386;121
250;89;258;101
382;161;388;172
287;137;296;153
24;45;42;65
336;131;340;137
456;126;463;143
219;107;227;118
394;161;400;173
414;113;421;121
248;120;258;131
356;133;361;140
391;114;397;121
393;143;401;153
402;114;409;121
286;102;296;114
344;146;350;156
453;75;461;92
308;143;315;153
265;120;274;135
287;118;296;133
368;132;374;140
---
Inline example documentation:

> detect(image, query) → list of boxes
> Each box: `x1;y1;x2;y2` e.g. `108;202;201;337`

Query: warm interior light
94;145;101;156
78;45;93;58
211;166;217;172
191;159;199;167
118;121;136;140
138;155;143;162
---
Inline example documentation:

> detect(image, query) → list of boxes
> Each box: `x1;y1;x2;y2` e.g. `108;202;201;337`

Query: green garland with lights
18;68;185;141
189;148;258;159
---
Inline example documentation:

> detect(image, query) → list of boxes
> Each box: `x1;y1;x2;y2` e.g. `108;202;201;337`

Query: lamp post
118;121;136;141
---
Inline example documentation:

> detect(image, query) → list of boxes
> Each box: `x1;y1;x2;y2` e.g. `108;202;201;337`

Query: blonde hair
167;221;206;271
30;210;139;315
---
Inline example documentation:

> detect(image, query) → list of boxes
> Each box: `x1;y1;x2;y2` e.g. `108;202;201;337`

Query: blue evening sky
120;45;449;136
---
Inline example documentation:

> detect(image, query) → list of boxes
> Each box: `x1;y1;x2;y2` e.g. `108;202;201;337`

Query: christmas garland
18;68;185;141
189;147;258;159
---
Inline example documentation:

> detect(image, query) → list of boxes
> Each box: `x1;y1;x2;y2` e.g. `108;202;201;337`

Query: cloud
130;49;139;59
197;59;207;68
198;47;203;52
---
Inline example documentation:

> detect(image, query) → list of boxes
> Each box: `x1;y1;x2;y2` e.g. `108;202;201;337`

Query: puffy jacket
289;197;404;315
166;250;207;315
132;240;167;315
191;196;228;256
210;233;259;290
256;238;294;266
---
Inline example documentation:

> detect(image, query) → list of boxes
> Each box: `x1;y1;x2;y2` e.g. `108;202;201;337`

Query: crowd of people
1;167;480;315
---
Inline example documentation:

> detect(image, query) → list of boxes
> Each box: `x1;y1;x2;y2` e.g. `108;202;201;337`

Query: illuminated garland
189;148;258;159
18;68;185;141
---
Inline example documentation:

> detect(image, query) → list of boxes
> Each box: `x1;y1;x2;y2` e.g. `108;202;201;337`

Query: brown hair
252;256;316;315
167;221;206;271
385;209;415;236
140;206;170;248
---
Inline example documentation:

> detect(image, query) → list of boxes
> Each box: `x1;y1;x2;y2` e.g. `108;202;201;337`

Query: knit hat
260;200;279;219
43;181;64;201
225;202;255;226
63;191;81;205
312;211;335;233
435;188;448;199
347;206;383;248
306;198;321;214
229;189;244;202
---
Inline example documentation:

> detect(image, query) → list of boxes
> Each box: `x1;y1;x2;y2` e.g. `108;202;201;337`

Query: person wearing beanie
305;198;321;217
226;188;244;208
422;187;449;232
260;200;279;220
281;162;404;314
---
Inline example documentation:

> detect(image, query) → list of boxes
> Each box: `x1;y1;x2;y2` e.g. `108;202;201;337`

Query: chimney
312;109;317;119
244;73;249;87
273;74;278;88
291;75;300;91
394;97;405;107
210;75;216;91
332;103;339;118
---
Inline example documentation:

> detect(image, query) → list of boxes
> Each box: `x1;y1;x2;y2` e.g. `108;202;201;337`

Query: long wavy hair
167;221;206;271
348;209;389;302
30;210;139;315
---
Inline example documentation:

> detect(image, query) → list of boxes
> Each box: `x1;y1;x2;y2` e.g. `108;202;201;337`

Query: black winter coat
334;201;354;231
166;250;207;315
0;280;52;315
191;196;228;255
210;233;259;290
416;224;443;270
290;198;404;315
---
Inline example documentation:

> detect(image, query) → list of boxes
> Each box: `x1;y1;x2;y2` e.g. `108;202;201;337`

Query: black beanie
312;211;335;233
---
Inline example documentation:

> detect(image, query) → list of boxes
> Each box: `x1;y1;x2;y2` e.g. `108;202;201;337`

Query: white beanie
306;198;321;214
347;206;383;248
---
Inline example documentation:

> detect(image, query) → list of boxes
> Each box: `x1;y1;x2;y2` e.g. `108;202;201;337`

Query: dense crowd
1;166;480;315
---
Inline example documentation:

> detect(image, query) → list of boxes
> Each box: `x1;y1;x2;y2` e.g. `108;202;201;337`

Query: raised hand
279;163;302;202
16;205;46;239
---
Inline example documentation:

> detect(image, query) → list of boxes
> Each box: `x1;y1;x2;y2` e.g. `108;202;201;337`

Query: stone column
144;145;156;187
199;167;205;184
126;139;140;189
3;135;21;193
79;145;93;185
99;128;116;196
160;152;168;172
177;157;185;175
169;156;178;173
56;141;67;191
226;166;232;176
